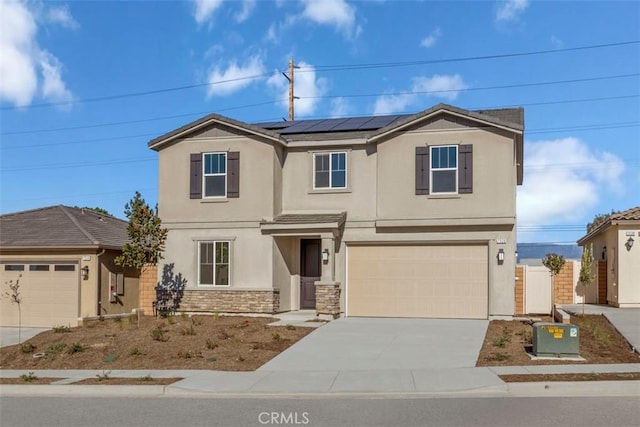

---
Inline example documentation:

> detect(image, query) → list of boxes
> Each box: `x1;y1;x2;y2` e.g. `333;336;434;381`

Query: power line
305;40;640;72
3;73;638;136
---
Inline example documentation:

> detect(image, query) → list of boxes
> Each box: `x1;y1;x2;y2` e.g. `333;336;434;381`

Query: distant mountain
517;243;582;262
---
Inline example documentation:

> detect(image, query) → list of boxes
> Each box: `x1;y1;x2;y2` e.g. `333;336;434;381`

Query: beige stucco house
148;103;524;319
0;206;139;327
577;206;640;307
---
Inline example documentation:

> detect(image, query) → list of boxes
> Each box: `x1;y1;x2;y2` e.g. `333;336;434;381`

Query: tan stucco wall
377;127;516;220
281;145;377;220
272;236;297;312
162;227;273;291
98;250;140;316
617;226;640;306
158;132;279;223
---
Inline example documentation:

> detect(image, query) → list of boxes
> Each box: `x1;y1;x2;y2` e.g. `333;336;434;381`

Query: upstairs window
314;152;347;189
203;153;227;198
430;145;457;194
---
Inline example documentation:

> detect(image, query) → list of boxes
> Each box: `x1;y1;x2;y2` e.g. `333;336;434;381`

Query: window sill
427;194;461;199
308;188;351;194
196;285;231;288
201;198;229;203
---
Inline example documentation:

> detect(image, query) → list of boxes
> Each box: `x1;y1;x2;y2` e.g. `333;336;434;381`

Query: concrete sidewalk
1;364;639;397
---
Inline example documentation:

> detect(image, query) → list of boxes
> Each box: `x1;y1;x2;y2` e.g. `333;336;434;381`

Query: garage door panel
1;264;79;328
348;245;488;319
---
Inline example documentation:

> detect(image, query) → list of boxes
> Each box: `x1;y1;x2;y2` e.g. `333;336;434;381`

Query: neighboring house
0;206;139;327
148;103;524;319
577;206;640;307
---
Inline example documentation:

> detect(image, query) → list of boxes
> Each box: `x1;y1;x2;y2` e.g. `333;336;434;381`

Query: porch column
320;236;335;282
316;235;341;318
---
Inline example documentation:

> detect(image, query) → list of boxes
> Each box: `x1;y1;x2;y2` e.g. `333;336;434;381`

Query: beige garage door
347;245;488;319
0;263;79;327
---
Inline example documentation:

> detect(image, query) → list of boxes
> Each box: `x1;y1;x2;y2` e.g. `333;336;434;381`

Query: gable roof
577;206;640;245
0;205;129;250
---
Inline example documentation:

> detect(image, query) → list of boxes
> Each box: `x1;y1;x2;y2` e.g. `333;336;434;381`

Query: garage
347;245;488;319
0;263;79;328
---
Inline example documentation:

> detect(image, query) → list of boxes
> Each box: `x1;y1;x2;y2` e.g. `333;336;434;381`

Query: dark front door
300;239;321;309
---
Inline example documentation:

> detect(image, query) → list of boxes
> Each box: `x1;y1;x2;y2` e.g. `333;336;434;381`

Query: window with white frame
430;145;458;194
203;153;227;197
314;152;347;189
198;241;230;286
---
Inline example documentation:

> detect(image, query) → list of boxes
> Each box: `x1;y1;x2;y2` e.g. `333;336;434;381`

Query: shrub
167;315;177;325
180;325;196;336
96;370;111;381
151;325;169;342
20;372;38;382
103;354;118;364
45;343;66;356
205;339;218;350
218;329;232;340
139;375;154;382
285;324;296;330
53;325;71;333
129;347;143;356
20;342;36;354
272;333;281;341
68;343;86;354
191;316;203;326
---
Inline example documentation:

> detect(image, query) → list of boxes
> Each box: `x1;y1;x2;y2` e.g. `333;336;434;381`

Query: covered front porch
261;212;346;318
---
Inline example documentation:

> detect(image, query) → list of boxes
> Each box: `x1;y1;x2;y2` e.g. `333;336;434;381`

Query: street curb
0;384;167;396
506;380;640;397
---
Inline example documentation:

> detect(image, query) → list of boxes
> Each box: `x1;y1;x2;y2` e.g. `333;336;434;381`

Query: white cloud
235;0;256;23
413;74;467;101
496;0;529;22
300;0;360;38
265;23;278;42
330;97;351;117
550;35;564;49
420;28;441;48
46;5;79;30
372;73;468;115
193;0;224;24
207;56;265;97
267;61;327;117
0;0;74;108
517;137;625;225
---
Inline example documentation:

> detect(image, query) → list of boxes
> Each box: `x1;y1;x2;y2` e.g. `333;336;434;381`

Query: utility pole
281;58;299;121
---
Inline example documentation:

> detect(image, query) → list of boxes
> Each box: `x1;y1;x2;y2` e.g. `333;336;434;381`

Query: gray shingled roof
266;212;347;226
577;206;640;244
0;205;128;249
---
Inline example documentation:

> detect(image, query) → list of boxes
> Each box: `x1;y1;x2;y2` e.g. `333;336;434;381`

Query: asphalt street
1;396;638;427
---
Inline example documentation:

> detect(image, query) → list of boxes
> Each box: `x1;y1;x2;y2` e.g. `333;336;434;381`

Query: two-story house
148;103;524;319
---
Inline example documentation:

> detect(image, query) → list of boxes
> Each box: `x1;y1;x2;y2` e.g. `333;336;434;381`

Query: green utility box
532;322;579;358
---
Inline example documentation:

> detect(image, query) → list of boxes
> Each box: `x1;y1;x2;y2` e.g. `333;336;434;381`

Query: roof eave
148;116;286;151
0;244;123;252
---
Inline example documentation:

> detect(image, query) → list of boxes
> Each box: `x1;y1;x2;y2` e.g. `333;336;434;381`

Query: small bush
167;315;177;325
103;354;118;364
68;343;86;354
53;325;71;333
218;329;233;340
272;333;281;341
180;324;197;336
493;336;509;348
129;347;143;356
285;324;296;330
113;316;122;323
96;370;111;381
191;316;203;326
20;372;38;382
45;343;66;356
212;311;219;320
487;352;511;362
139;375;154;382
207;356;217;362
237;355;245;362
205;339;218;350
20;342;36;354
151;325;169;342
85;321;97;329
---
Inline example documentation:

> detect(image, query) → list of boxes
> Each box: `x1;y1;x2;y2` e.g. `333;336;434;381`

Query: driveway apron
259;317;489;371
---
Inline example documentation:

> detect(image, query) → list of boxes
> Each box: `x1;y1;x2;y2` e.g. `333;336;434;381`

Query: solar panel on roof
330;116;376;131
255;121;291;130
279;119;325;134
359;114;405;130
305;118;349;132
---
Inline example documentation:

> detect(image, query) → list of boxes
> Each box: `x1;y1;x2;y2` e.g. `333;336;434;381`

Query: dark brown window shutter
190;153;202;199
458;144;473;194
415;146;430;195
227;151;240;198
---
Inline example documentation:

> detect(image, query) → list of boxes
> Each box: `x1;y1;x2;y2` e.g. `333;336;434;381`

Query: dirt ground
499;372;640;382
0;376;181;385
0;315;313;371
476;314;640;366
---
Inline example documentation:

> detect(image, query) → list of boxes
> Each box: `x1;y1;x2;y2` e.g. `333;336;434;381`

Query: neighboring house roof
0;205;128;250
148;103;524;148
577;206;640;245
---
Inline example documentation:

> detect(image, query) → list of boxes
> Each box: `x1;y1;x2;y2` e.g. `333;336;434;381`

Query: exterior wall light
602;246;607;260
322;249;329;264
626;237;634;251
81;266;89;280
497;249;505;265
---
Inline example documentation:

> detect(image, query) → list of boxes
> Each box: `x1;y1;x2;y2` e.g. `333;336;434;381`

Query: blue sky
1;0;638;244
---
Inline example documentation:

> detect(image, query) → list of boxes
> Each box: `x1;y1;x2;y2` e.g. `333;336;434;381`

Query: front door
300;239;321;309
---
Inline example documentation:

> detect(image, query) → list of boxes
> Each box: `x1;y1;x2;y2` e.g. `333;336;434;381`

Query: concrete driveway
259;317;489;371
0;327;49;348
